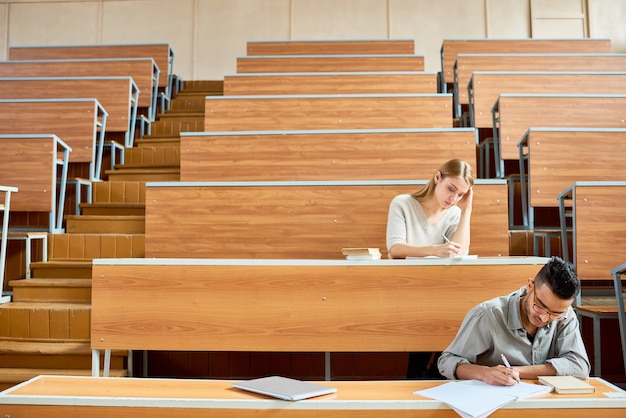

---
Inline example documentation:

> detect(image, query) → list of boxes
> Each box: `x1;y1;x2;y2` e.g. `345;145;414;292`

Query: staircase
0;80;222;390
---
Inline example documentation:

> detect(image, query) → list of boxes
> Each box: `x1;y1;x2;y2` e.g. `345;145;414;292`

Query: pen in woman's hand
441;234;451;243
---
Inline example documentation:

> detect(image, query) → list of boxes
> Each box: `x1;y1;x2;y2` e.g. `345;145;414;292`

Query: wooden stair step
80;202;145;216
30;260;92;279
9;279;91;303
0;339;92;355
0;339;127;370
105;167;180;182
65;215;145;234
136;137;181;147
0;302;91;340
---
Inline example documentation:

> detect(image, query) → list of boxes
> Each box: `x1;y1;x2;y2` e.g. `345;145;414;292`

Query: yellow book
341;247;381;256
537;375;595;394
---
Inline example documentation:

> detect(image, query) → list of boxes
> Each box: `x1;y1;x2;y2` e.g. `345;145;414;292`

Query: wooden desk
90;257;547;377
0;134;70;233
518;128;626;228
8;43;173;100
247;39;415;55
204;94;453;131
0;58;159;121
223;72;438;95
0;76;139;147
237;55;425;73
1;375;624;417
491;94;626;178
453;53;626;116
468;71;626;128
0;98;107;181
440;38;612;91
144;180;508;258
179;128;477;182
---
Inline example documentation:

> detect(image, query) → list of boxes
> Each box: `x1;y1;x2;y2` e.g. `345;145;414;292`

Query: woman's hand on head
456;187;473;213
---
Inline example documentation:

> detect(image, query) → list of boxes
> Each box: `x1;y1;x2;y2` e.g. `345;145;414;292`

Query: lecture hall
0;0;625;416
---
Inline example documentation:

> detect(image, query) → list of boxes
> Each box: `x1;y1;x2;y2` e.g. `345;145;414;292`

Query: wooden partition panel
8;43;172;92
493;94;626;170
440;38;612;86
223;72;438;95
560;182;626;281
0;77;137;134
92;258;546;352
180;128;477;182
204;94;452;131
247;39;415;55
521;128;626;209
454;53;626;109
469;72;626;128
144;180;508;259
237;55;425;73
0;59;158;112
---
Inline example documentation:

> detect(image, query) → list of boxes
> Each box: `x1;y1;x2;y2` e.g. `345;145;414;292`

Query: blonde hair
412;159;474;201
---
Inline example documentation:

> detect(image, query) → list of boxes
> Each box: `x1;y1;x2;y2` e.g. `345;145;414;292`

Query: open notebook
232;376;337;401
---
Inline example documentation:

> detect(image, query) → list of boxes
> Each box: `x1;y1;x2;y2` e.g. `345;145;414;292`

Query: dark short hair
535;256;580;300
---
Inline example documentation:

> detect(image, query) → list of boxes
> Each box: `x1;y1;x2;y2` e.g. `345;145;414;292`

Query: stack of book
341;247;382;260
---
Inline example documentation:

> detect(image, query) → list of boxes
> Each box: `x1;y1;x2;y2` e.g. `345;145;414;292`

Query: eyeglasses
532;287;568;321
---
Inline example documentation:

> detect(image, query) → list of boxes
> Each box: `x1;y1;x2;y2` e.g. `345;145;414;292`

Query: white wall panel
7;1;100;47
390;0;486;72
195;0;290;80
589;0;626;52
101;0;195;80
292;0;388;39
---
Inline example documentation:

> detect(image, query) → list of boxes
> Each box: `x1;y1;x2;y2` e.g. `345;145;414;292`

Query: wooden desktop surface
1;376;624;417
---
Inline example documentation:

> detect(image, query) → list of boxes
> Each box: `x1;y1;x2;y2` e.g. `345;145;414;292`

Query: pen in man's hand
500;353;512;369
501;353;519;383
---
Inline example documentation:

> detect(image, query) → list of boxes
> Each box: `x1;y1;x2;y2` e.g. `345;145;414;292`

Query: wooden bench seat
223;71;438;95
0;134;71;233
0;99;106;181
0;58;159;121
237;54;425;73
454;53;626;117
0;76;139;148
490;94;626;178
144;180;508;259
468;71;626;128
440;38;612;91
204;94;453;131
518;128;626;228
8;43;173;103
179;128;477;182
247;39;415;55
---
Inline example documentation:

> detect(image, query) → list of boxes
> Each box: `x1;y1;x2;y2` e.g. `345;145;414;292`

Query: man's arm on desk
455;363;520;386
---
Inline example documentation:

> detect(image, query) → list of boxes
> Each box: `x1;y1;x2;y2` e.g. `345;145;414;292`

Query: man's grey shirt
438;286;591;379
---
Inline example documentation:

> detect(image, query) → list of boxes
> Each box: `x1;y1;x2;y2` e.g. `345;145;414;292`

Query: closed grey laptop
232;376;337;401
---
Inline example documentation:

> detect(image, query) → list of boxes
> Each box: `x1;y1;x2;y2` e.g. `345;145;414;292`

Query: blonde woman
386;159;474;259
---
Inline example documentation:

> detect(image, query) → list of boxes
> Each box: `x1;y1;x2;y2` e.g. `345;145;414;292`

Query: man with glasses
438;256;590;386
